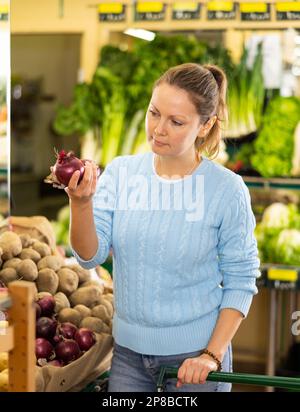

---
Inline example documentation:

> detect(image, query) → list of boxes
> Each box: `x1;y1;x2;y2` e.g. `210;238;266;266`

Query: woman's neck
155;149;201;179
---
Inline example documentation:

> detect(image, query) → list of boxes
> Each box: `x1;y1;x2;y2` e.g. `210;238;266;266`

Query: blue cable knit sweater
72;152;260;355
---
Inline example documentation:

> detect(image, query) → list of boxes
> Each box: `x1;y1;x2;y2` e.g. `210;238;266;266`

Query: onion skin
36;338;54;360
38;296;55;317
55;340;81;364
36;317;58;340
74;328;96;351
58;322;78;340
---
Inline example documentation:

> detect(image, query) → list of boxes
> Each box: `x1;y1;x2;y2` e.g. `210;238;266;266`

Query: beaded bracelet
202;349;222;372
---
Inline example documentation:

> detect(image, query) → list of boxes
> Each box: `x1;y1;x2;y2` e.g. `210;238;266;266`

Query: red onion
55;340;81;364
52;334;63;346
58;322;78;340
36;338;54;360
45;149;102;188
53;150;85;186
37;296;55;317
74;328;96;351
36;317;58;340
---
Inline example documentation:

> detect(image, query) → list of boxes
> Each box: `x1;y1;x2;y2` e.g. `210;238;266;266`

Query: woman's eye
172;120;183;126
149;110;159;117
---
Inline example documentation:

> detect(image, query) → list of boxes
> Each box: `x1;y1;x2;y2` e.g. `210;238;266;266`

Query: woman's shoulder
205;158;245;193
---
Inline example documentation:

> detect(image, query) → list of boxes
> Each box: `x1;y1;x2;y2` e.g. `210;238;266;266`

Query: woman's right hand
65;161;98;206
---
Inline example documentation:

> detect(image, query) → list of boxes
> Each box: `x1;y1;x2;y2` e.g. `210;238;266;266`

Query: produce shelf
259;263;300;291
242;176;300;191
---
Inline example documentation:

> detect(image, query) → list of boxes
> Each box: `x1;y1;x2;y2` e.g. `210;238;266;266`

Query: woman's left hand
176;354;219;388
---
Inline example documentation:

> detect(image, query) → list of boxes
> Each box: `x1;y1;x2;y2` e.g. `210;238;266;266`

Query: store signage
172;2;201;20
0;5;8;21
276;2;300;21
240;2;271;21
135;1;166;21
207;1;236;20
268;267;298;283
98;3;126;22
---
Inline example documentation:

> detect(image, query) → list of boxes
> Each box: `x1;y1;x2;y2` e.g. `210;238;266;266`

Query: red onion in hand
44;149;102;189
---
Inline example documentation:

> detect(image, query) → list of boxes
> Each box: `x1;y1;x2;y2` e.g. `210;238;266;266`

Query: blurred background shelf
243;176;300;191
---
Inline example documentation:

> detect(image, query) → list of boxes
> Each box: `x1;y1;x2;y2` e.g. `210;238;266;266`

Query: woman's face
146;83;203;157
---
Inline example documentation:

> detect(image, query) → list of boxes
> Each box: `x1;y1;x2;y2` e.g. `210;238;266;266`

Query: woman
67;63;260;392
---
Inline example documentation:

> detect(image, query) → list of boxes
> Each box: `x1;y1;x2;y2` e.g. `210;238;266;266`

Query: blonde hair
154;63;228;159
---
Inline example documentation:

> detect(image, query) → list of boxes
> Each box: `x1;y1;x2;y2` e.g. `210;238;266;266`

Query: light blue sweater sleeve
71;157;118;268
217;176;260;317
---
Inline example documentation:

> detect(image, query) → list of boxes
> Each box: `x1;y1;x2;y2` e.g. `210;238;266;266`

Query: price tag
98;3;126;22
172;2;201;20
267;267;298;282
0;5;9;21
135;1;166;21
276;2;300;21
207;1;236;20
240;2;271;21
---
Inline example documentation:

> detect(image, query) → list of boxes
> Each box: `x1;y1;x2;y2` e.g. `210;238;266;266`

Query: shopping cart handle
157;366;300;392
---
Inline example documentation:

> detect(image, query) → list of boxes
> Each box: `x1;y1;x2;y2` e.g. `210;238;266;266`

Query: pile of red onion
44;149;102;189
35;297;96;367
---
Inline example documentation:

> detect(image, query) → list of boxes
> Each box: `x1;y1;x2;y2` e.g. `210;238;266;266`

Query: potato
3;258;21;270
37;256;63;272
0;371;8;392
58;308;82;327
0;352;8;372
73;304;91;318
37;269;59;295
66;264;91;284
69;286;102;308
54;292;70;313
16;259;38;281
80;317;110;334
19;234;34;248
99;297;114;318
103;293;114;306
32;241;51;258
0;232;22;260
19;248;41;263
80;280;104;294
0;247;2;267
0;268;18;284
91;305;110;323
57;268;79;296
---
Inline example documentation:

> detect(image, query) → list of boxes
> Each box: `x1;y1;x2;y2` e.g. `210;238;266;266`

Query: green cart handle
157;367;300;392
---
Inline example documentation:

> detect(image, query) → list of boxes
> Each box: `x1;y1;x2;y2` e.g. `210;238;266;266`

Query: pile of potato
0;231;113;334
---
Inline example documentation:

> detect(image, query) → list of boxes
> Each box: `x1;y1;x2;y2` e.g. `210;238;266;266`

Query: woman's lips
153;137;167;147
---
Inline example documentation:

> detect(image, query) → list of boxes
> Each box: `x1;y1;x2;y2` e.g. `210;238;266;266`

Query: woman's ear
198;115;217;137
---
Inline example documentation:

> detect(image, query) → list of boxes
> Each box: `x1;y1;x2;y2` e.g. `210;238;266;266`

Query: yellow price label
267;267;298;282
276;2;300;12
173;2;199;12
207;1;234;12
137;1;164;13
98;3;124;14
0;4;9;14
240;3;268;13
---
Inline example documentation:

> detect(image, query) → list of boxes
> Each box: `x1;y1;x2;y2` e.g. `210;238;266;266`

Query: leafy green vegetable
251;96;300;177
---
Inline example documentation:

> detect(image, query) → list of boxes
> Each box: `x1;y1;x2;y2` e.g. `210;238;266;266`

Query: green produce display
255;202;300;265
251;96;300;177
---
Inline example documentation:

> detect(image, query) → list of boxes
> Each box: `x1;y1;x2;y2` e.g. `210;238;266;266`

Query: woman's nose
154;120;167;136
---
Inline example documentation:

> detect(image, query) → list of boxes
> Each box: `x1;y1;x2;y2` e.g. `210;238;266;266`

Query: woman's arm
177;308;243;387
66;162;99;260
